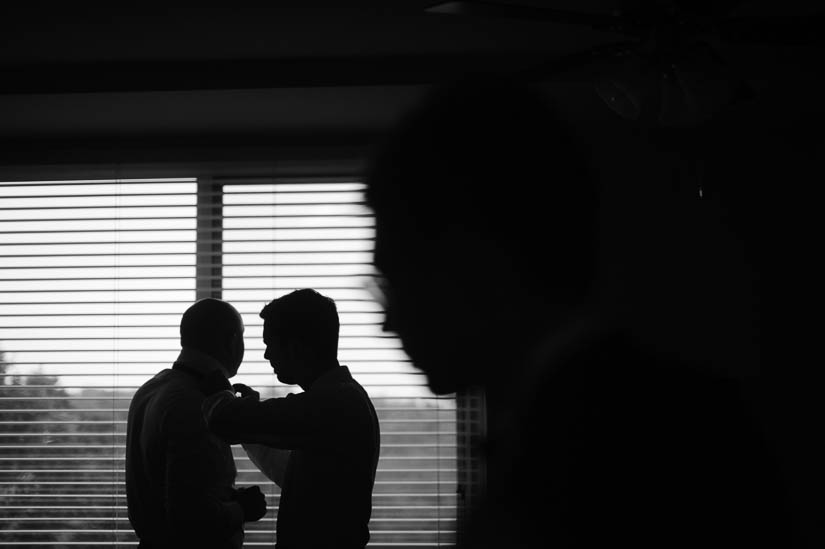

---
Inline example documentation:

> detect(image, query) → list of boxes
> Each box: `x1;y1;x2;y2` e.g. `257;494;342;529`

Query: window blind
220;179;457;547
0;178;197;546
0;176;460;547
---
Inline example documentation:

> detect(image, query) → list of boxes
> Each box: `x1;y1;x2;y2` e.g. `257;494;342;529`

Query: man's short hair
260;289;340;360
365;75;599;302
180;298;242;351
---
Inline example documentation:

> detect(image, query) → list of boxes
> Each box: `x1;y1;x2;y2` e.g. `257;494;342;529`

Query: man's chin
423;369;464;396
409;351;469;395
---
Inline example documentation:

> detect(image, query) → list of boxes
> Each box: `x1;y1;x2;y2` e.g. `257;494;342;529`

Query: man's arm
163;394;260;538
203;388;325;447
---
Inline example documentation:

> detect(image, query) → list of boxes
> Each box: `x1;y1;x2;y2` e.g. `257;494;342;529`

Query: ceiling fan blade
519;41;642;83
425;1;643;35
716;15;825;46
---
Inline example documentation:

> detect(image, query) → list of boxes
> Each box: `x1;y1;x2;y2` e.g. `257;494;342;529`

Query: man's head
259;288;340;388
180;298;245;377
365;75;599;394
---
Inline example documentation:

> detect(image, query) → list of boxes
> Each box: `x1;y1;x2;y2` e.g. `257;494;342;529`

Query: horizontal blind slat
1;178;459;547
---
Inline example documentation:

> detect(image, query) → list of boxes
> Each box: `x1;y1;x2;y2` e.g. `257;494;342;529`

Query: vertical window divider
196;177;223;300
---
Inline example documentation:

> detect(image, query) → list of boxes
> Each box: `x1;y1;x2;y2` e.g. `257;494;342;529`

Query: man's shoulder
340;369;375;404
517;329;750;435
484;331;785;548
535;330;730;394
311;367;378;421
134;368;183;395
131;368;202;414
315;366;369;395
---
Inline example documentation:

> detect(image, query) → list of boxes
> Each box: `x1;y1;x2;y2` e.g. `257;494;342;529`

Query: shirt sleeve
163;393;245;538
203;389;328;449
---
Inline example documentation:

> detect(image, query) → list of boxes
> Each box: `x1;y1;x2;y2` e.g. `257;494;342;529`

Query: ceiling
0;1;823;167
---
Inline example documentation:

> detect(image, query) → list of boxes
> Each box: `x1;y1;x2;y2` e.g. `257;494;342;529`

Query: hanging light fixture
594;38;753;128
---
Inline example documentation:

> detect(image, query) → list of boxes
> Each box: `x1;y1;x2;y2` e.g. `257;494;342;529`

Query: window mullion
196;177;223;300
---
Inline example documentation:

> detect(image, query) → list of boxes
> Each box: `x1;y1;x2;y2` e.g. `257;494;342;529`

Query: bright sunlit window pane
0;177;458;548
0;178;197;546
223;181;457;548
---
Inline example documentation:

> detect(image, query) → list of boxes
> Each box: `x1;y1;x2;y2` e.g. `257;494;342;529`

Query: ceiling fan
425;0;824;127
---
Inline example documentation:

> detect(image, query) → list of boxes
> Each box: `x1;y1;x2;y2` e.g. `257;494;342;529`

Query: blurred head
259;288;340;388
365;75;599;394
180;298;245;377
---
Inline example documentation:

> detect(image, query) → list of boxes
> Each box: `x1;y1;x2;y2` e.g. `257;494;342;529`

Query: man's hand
232;383;260;401
200;369;232;397
235;485;267;522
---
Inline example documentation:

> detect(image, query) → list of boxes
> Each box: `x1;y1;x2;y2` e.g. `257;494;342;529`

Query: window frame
0;161;485;546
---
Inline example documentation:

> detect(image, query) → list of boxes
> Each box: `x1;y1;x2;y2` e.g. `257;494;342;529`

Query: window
0;175;467;547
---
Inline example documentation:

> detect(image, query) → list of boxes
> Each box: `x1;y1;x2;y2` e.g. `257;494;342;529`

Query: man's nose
382;302;398;333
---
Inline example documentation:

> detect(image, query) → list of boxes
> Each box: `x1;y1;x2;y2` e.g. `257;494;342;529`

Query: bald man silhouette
126;298;266;549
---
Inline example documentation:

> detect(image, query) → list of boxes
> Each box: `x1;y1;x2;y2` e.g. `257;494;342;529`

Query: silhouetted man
126;298;267;549
364;75;787;548
203;288;380;549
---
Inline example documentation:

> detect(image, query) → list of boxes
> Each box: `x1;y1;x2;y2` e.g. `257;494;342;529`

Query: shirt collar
175;346;227;377
309;365;352;390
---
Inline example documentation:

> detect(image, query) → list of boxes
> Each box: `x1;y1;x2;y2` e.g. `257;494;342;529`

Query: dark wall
580;99;823;547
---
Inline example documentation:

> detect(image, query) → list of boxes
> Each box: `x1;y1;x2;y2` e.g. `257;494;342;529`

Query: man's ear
440;224;516;288
225;331;237;351
288;339;316;363
285;340;301;360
